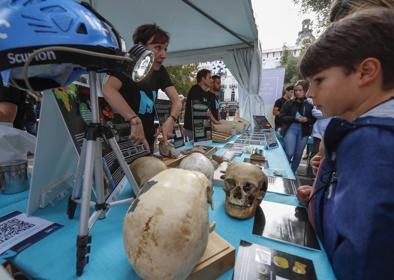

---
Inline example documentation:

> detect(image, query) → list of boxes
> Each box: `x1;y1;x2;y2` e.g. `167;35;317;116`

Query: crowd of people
1;0;394;278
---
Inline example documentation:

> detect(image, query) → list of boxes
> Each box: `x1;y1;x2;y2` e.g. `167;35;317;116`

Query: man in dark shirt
272;85;294;131
183;69;212;140
103;24;182;153
209;75;221;122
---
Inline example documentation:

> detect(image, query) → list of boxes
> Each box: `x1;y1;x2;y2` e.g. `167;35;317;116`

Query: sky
252;0;317;50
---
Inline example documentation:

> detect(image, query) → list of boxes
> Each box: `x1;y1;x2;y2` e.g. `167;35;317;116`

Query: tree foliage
280;45;302;85
293;0;331;27
166;64;198;97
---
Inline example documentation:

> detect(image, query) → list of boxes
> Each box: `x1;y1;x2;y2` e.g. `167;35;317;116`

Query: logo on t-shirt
215;99;220;109
139;90;157;115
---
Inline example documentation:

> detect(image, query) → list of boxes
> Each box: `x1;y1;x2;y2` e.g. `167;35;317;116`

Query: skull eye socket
243;183;254;192
224;179;236;190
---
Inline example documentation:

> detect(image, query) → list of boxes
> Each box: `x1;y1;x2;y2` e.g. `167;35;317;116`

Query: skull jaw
225;199;261;219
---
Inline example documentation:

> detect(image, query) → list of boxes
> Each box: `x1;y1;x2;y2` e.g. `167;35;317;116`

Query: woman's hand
160;116;175;142
129;117;150;153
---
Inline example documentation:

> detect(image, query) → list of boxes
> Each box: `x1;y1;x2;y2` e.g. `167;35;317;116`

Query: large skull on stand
179;153;215;181
129;156;167;189
179;152;215;207
223;162;267;219
123;168;212;280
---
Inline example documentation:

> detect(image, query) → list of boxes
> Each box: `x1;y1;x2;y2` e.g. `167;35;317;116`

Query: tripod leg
68;139;88;219
76;139;95;276
93;138;106;219
104;127;139;196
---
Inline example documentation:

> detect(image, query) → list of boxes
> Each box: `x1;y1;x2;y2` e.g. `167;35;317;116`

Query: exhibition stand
0;135;336;280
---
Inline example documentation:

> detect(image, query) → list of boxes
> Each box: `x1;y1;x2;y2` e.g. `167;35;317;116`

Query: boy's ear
356;58;381;87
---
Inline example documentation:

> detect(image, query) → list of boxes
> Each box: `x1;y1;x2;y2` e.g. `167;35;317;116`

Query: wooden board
160;154;187;167
212;131;232;143
188;231;235;280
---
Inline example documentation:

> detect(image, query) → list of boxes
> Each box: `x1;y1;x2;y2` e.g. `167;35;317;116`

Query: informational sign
253;201;320;250
259;68;285;125
155;99;184;148
28;82;148;214
267;176;298;195
234;240;317;280
253;115;272;129
0;211;62;255
52;83;148;187
191;103;212;143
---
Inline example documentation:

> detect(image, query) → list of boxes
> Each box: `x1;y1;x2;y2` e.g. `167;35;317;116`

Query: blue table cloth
0;138;336;280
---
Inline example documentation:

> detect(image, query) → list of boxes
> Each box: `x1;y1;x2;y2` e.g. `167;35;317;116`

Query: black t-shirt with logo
184;85;210;130
114;66;173;146
274;97;287;128
208;91;220;120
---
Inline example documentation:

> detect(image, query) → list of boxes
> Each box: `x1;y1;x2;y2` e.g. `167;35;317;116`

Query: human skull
179;153;215;181
223;162;267;219
129;156;167;189
123;168;212;280
179;153;215;207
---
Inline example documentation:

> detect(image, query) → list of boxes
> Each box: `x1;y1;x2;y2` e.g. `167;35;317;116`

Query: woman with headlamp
103;24;182;153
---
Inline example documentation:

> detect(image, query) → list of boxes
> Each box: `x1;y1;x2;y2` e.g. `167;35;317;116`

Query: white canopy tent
90;0;264;122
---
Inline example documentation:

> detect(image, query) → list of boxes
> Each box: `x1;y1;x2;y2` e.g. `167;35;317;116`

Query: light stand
66;72;140;276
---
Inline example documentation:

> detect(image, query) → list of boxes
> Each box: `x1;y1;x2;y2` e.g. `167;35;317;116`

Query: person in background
0;81;29;131
310;106;331;159
220;104;228;120
103;24;182;153
279;80;315;173
183;69;212;141
273;85;294;132
299;8;394;279
209;75;221;122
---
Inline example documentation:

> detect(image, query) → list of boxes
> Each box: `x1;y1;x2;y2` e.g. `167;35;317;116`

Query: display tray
159;154;187;167
181;146;217;157
253;201;320;250
234;240;317;280
187;231;235;280
267;176;298;196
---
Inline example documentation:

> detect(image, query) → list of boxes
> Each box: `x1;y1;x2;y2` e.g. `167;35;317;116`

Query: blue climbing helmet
0;0;151;90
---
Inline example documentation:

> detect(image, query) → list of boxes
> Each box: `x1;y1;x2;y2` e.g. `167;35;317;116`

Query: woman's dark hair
132;24;170;45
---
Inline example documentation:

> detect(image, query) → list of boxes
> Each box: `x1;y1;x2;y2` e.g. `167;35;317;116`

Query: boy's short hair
285;85;294;92
197;69;211;83
212;75;221;81
133;24;170;45
300;8;394;90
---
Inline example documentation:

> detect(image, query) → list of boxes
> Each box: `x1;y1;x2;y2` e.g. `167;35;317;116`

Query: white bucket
0;160;29;194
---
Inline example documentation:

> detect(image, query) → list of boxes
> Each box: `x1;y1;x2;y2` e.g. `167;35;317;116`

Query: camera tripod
66;72;140;276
